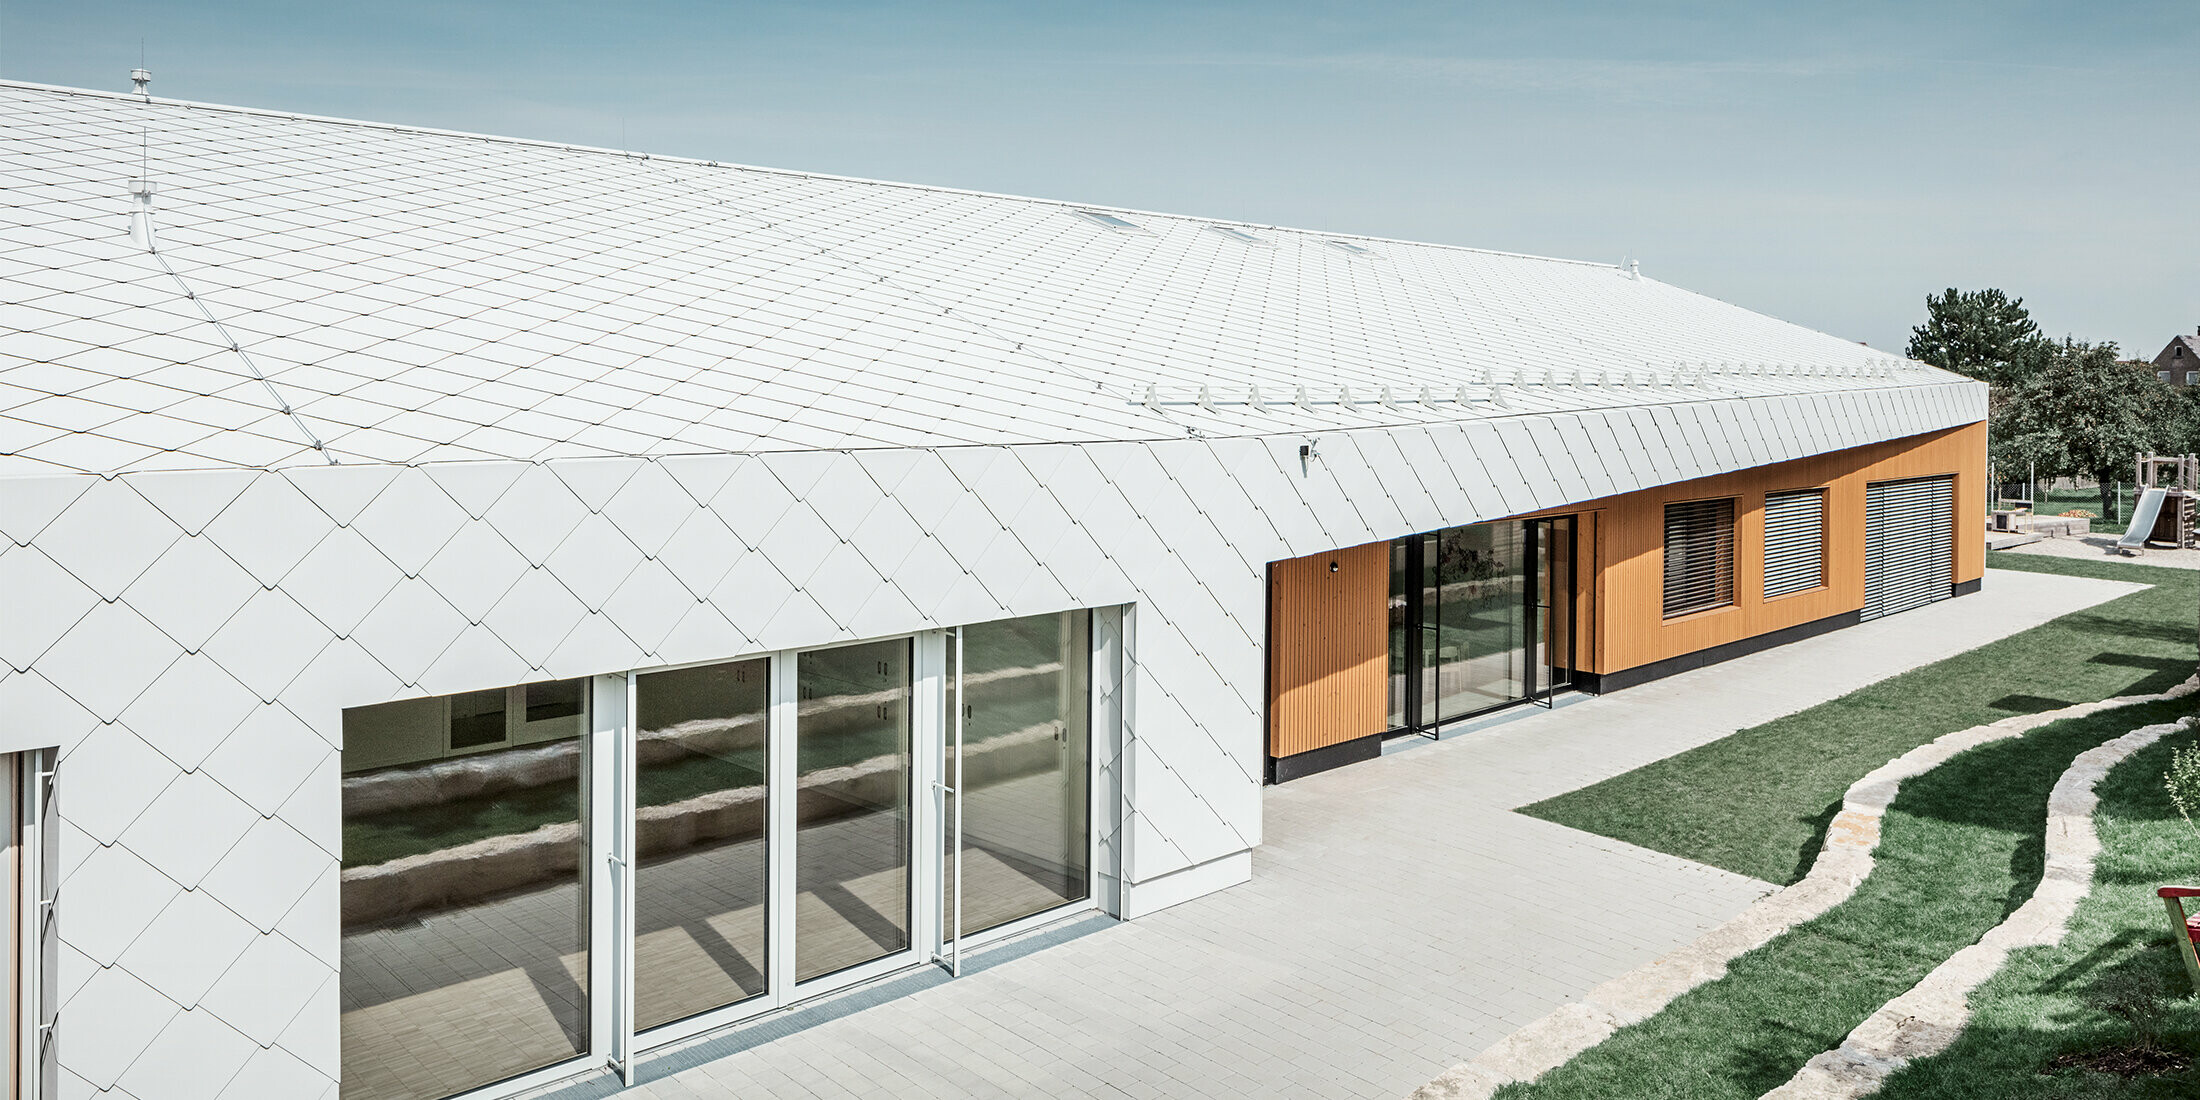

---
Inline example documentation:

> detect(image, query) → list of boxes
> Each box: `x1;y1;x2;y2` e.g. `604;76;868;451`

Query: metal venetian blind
1863;476;1955;621
1762;489;1826;599
1663;497;1735;618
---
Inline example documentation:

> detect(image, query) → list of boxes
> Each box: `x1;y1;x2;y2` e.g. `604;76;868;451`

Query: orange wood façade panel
1266;541;1390;758
1565;421;1985;675
1262;420;1985;751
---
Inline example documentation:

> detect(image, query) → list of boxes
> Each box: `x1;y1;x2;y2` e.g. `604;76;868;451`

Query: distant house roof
0;80;1970;477
2155;335;2200;367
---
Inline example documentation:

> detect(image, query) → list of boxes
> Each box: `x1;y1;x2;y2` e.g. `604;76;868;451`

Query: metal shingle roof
0;80;1975;476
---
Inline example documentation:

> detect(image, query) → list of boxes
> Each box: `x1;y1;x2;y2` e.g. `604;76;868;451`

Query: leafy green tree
1906;288;2049;387
1993;339;2177;521
2162;383;2200;456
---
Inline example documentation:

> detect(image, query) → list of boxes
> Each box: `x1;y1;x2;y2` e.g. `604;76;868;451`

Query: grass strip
1872;718;2200;1098
1524;554;2198;884
1497;695;2198;1100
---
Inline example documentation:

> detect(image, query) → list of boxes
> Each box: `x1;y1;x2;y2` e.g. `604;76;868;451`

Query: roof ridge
0;78;1613;269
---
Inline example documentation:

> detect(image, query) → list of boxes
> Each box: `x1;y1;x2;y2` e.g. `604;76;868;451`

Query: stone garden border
1762;711;2198;1099
1408;674;2200;1100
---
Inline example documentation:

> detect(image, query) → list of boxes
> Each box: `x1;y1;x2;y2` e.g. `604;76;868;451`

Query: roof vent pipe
128;179;158;250
1626;258;1641;280
131;68;151;96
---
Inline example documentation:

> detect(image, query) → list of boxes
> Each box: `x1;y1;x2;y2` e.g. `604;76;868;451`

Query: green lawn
1871;727;2200;1098
1524;554;2198;885
2033;485;2131;534
1498;695;2199;1100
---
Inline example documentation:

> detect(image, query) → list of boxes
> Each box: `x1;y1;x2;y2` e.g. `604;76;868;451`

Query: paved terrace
531;567;2142;1100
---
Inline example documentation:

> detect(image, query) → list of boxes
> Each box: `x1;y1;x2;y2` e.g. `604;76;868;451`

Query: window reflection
953;611;1091;935
340;680;589;1100
633;658;770;1031
794;639;913;982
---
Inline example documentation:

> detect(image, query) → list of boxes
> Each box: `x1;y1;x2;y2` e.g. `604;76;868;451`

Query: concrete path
525;567;2143;1100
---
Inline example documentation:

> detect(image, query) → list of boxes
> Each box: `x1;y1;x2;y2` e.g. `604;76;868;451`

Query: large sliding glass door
339;686;592;1100
631;657;770;1032
1426;523;1527;721
341;617;1100;1100
946;612;1092;951
792;639;914;983
1387;518;1575;735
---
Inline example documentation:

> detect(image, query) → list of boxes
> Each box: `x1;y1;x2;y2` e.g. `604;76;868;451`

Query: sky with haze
7;1;2195;358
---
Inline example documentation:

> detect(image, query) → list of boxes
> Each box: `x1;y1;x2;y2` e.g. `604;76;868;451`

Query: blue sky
8;1;2195;356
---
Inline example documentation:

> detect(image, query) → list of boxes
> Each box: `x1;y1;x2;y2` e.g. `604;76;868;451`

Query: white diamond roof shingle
1;80;1978;476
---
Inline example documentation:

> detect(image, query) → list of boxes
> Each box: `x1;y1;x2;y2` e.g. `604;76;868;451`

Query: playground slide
2119;487;2168;550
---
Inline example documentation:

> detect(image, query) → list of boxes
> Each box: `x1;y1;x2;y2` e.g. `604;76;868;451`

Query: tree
1907;288;2049;387
1993;338;2176;520
2161;383;2200;457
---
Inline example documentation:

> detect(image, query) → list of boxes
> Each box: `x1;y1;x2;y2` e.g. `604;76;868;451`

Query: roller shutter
1663;498;1735;618
1763;489;1826;599
1863;476;1954;621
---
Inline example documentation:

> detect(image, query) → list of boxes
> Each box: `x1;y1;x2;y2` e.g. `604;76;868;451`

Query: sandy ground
1995;532;2200;571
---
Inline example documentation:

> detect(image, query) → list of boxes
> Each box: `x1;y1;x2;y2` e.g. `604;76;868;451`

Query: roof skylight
1325;240;1373;255
1075;210;1143;231
1208;225;1272;246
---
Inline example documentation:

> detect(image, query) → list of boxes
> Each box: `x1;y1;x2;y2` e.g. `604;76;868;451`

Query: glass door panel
793;639;914;983
339;686;590;1100
1535;517;1575;694
1433;523;1526;720
632;658;770;1032
1386;540;1414;731
954;612;1091;935
1417;533;1443;729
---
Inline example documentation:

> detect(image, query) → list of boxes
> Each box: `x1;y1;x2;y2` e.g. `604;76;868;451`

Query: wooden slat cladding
1267;542;1389;758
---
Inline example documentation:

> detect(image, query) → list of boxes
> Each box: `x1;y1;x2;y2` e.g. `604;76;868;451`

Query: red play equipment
2161;886;2200;993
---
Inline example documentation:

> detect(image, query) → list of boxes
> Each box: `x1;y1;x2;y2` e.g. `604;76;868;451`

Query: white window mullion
616;674;637;1083
586;673;632;1082
1089;608;1122;919
948;628;965;975
912;631;947;975
766;652;798;1003
14;751;49;1100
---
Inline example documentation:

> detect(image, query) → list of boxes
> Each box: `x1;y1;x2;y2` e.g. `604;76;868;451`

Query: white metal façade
0;80;1983;1096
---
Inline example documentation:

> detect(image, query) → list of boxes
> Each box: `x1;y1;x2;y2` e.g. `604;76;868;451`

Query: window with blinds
1763;488;1827;599
1663;498;1735;618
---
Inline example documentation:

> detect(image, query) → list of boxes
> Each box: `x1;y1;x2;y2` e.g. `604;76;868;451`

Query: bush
2169;740;2200;857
